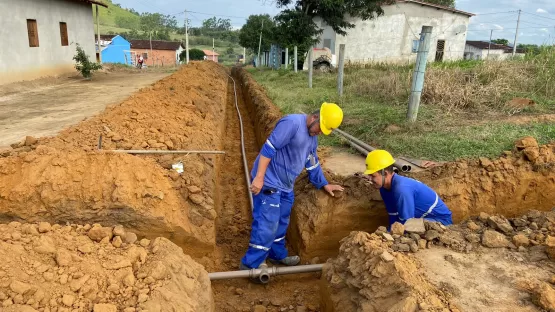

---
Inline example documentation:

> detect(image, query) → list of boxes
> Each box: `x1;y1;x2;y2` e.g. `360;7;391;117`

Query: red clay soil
0;61;231;257
290;137;555;262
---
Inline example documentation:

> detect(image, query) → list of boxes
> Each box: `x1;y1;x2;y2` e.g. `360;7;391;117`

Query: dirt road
0;72;169;147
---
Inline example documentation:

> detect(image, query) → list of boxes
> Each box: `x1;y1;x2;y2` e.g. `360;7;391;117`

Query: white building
0;0;106;85
464;41;525;60
314;0;474;64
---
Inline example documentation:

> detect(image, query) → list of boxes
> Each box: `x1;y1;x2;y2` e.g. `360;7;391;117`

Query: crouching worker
240;103;345;272
364;150;453;227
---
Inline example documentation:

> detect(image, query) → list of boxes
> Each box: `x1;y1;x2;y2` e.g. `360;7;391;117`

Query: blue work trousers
241;186;295;269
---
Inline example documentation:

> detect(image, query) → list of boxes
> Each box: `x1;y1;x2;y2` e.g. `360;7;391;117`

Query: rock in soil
0;222;214;311
390;222;405;236
404;218;426;234
482;230;509;248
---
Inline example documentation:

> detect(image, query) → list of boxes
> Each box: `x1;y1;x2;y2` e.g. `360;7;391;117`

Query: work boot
269;255;301;266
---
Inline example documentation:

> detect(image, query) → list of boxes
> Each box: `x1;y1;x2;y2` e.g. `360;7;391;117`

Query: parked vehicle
302;47;336;72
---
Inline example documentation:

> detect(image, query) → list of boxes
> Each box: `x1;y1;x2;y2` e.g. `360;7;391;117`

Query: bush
179;48;205;62
73;43;102;79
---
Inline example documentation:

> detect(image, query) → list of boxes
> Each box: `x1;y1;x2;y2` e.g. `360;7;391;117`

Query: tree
226;45;235;55
239;15;275;53
492;39;509;45
422;0;455;8
179;48;205;62
274;0;394;37
273;9;322;52
73;43;102;79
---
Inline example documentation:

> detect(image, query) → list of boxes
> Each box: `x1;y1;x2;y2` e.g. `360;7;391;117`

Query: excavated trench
0;62;554;311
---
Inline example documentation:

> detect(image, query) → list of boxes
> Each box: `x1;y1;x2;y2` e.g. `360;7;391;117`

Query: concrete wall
0;0;96;84
315;2;470;64
463;45;520;61
101;35;131;64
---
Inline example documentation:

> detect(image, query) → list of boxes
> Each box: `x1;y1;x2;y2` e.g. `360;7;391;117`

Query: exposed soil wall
232;68;282;148
1;62;231;256
412;137;555;221
321;231;456;312
291;138;555;261
0;222;213;312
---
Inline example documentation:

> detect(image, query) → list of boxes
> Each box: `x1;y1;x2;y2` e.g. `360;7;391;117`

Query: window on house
142;53;148;59
412;40;419;53
60;22;68;46
27;19;39;47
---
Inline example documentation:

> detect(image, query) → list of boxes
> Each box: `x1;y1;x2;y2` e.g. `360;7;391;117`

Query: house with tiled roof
130;40;184;67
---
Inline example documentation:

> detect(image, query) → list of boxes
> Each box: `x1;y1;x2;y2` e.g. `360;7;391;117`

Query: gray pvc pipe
208;264;324;282
109;150;225;155
333;128;411;172
227;73;254;212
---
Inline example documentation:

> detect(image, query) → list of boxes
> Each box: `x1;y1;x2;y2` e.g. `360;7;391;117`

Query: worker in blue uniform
363;150;452;226
240;103;345;272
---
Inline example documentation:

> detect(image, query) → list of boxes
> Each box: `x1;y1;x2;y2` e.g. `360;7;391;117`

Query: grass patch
249;59;555;161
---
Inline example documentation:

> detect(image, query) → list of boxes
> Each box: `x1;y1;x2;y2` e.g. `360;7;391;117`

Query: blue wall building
100;35;131;65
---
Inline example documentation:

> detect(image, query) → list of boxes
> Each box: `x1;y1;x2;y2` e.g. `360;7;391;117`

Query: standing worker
363;150;452;226
240;103;345;272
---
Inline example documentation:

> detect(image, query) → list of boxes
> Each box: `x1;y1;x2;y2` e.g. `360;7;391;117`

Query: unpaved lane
0;72;169;147
212;74;321;311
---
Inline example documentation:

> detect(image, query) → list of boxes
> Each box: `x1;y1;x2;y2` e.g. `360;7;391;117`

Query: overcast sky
114;0;555;45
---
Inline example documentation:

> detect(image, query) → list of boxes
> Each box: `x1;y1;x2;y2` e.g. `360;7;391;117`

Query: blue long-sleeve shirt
251;114;328;193
380;174;452;226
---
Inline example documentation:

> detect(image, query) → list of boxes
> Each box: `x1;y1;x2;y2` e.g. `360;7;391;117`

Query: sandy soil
0;72;169;147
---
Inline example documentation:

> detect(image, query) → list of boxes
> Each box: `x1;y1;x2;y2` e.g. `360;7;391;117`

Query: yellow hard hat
365;150;395;175
320;102;343;135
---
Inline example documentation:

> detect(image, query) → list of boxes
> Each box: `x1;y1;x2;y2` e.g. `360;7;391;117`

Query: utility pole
96;5;102;63
212;38;215;62
337;44;346;96
487;29;493;60
257;20;264;67
308;46;313;88
149;31;153;67
243;47;246;64
285;47;289;69
294;46;298;73
407;26;433;122
185;10;189;64
513;9;521;56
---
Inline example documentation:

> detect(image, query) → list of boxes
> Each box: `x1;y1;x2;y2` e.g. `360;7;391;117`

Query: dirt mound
320;231;456;312
0;222;213;312
289;137;555;261
232;68;282;148
0;146;215;255
1;62;232;256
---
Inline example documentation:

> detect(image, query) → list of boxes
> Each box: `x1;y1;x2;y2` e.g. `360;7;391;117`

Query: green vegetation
73;44;102;79
179;49;205;62
248;49;555;161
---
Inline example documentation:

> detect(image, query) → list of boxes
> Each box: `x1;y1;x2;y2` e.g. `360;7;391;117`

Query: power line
521;11;555;22
186;11;249;19
519;20;553;27
468;26;555;31
473;11;517;16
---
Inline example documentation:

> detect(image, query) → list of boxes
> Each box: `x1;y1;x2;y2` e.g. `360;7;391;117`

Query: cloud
540;28;549;32
493;24;504;30
536;8;548;13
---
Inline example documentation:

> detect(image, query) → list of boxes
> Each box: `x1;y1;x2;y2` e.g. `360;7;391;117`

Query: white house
314;0;474;64
464;41;525;60
0;0;106;85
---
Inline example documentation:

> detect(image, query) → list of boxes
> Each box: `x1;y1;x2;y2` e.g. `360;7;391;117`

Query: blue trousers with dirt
241;186;295;269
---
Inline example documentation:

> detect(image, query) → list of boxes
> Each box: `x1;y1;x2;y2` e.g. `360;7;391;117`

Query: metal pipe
227;73;254;211
108;150;225;155
208;264;324;282
333;128;410;172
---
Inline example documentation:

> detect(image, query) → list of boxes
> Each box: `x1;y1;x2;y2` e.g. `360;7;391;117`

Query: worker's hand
323;184;344;197
250;176;264;195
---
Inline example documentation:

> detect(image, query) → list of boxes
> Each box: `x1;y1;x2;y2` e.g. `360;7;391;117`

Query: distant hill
93;0;140;29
